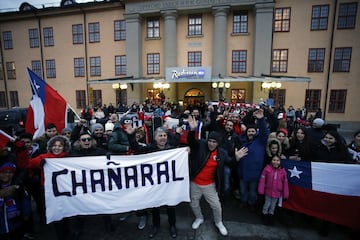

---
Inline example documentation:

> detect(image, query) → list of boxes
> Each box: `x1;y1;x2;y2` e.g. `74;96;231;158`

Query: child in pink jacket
258;155;289;225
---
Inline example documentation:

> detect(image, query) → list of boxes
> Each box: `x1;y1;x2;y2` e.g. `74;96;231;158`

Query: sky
0;0;96;12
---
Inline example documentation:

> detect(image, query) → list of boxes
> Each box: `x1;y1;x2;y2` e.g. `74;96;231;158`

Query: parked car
0;107;28;135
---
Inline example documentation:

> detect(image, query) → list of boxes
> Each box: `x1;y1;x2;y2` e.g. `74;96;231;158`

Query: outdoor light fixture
112;83;128;89
212;81;231;101
153;83;170;89
261;82;282;89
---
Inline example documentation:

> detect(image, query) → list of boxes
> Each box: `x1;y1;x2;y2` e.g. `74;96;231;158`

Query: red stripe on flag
43;84;67;131
283;185;360;230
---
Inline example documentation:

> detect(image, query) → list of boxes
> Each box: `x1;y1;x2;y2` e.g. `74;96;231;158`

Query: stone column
252;3;275;103
125;13;142;78
162;10;178;102
253;3;274;76
212;6;229;78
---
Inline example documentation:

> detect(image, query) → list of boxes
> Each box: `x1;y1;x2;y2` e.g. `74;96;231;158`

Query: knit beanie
105;122;114;132
208;131;221;143
91;123;104;134
0;162;16;173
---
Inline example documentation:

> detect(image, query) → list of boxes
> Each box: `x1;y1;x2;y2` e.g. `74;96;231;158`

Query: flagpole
67;103;81;120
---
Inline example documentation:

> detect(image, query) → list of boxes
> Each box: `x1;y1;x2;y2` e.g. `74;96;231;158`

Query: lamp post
212;81;230;101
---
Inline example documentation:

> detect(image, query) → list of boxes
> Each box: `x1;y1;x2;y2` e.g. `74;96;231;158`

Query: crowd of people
1;101;359;240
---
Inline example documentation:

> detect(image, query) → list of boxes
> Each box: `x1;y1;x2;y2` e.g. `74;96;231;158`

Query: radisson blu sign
165;67;212;82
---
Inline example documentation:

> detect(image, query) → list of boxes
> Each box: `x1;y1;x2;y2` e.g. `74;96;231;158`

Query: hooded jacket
258;164;289;199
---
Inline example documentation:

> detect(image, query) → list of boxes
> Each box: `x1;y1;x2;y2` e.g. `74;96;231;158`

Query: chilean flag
0;129;15;149
25;68;67;139
282;160;360;230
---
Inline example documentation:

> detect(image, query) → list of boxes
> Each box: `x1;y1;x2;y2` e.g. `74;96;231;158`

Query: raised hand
235;147;248;161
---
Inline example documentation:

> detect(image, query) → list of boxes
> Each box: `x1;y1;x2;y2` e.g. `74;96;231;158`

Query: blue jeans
239;180;258;206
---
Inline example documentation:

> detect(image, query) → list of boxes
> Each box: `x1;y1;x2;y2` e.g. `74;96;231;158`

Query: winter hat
91;123;104;134
105;122;114;132
61;127;72;135
278;128;288;136
313;118;325;127
0;162;16;173
208;131;221;143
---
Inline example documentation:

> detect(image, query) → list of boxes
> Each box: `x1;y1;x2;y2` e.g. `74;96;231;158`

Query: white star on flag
288;166;303;179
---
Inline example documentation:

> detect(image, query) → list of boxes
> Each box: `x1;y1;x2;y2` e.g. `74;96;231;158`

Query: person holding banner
187;115;248;236
126;126;178;239
69;131;114;239
28;135;71;240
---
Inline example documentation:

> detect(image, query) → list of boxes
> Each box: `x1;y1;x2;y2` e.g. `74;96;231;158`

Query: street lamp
212;81;230;101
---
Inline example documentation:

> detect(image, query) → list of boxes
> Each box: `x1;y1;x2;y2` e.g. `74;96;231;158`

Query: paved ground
33;196;356;240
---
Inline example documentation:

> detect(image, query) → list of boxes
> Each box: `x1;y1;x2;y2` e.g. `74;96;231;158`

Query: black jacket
187;130;232;197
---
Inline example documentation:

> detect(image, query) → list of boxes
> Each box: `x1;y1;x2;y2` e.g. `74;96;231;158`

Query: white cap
105;122;114;131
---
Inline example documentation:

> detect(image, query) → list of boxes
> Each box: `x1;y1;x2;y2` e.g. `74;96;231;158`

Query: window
45;59;56;78
338;2;357;29
305;89;321;112
147;53;160;74
74;58;85;77
9;91;19;107
333;47;351;72
311;5;329;30
114;20;126;41
6;62;16;79
2;31;13;49
31;60;42;77
188;15;202;36
188;51;202;67
147;18;160;38
308;48;325;72
232;50;247;73
233;11;248;33
89;22;100;43
76;90;86;109
329;89;347;113
231;89;246;103
90;57;101;76
269;89;286;107
115;55;126;75
0;92;6;108
274;8;291;32
72;24;83;44
272;49;288;72
43;27;54;47
93;90;102;107
29;29;39;48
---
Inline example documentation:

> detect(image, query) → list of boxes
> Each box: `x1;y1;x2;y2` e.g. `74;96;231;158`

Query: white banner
44;148;190;223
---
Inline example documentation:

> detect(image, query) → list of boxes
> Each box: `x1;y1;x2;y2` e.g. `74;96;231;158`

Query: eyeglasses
80;137;92;142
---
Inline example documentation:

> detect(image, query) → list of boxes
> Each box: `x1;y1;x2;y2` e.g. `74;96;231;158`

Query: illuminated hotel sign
166;67;212;82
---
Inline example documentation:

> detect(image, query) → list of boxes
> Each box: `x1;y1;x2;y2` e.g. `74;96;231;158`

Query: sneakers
137;215;147;230
192;218;204;230
215;221;228;236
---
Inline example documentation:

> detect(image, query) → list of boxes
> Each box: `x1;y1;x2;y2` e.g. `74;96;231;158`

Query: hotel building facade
0;0;359;124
